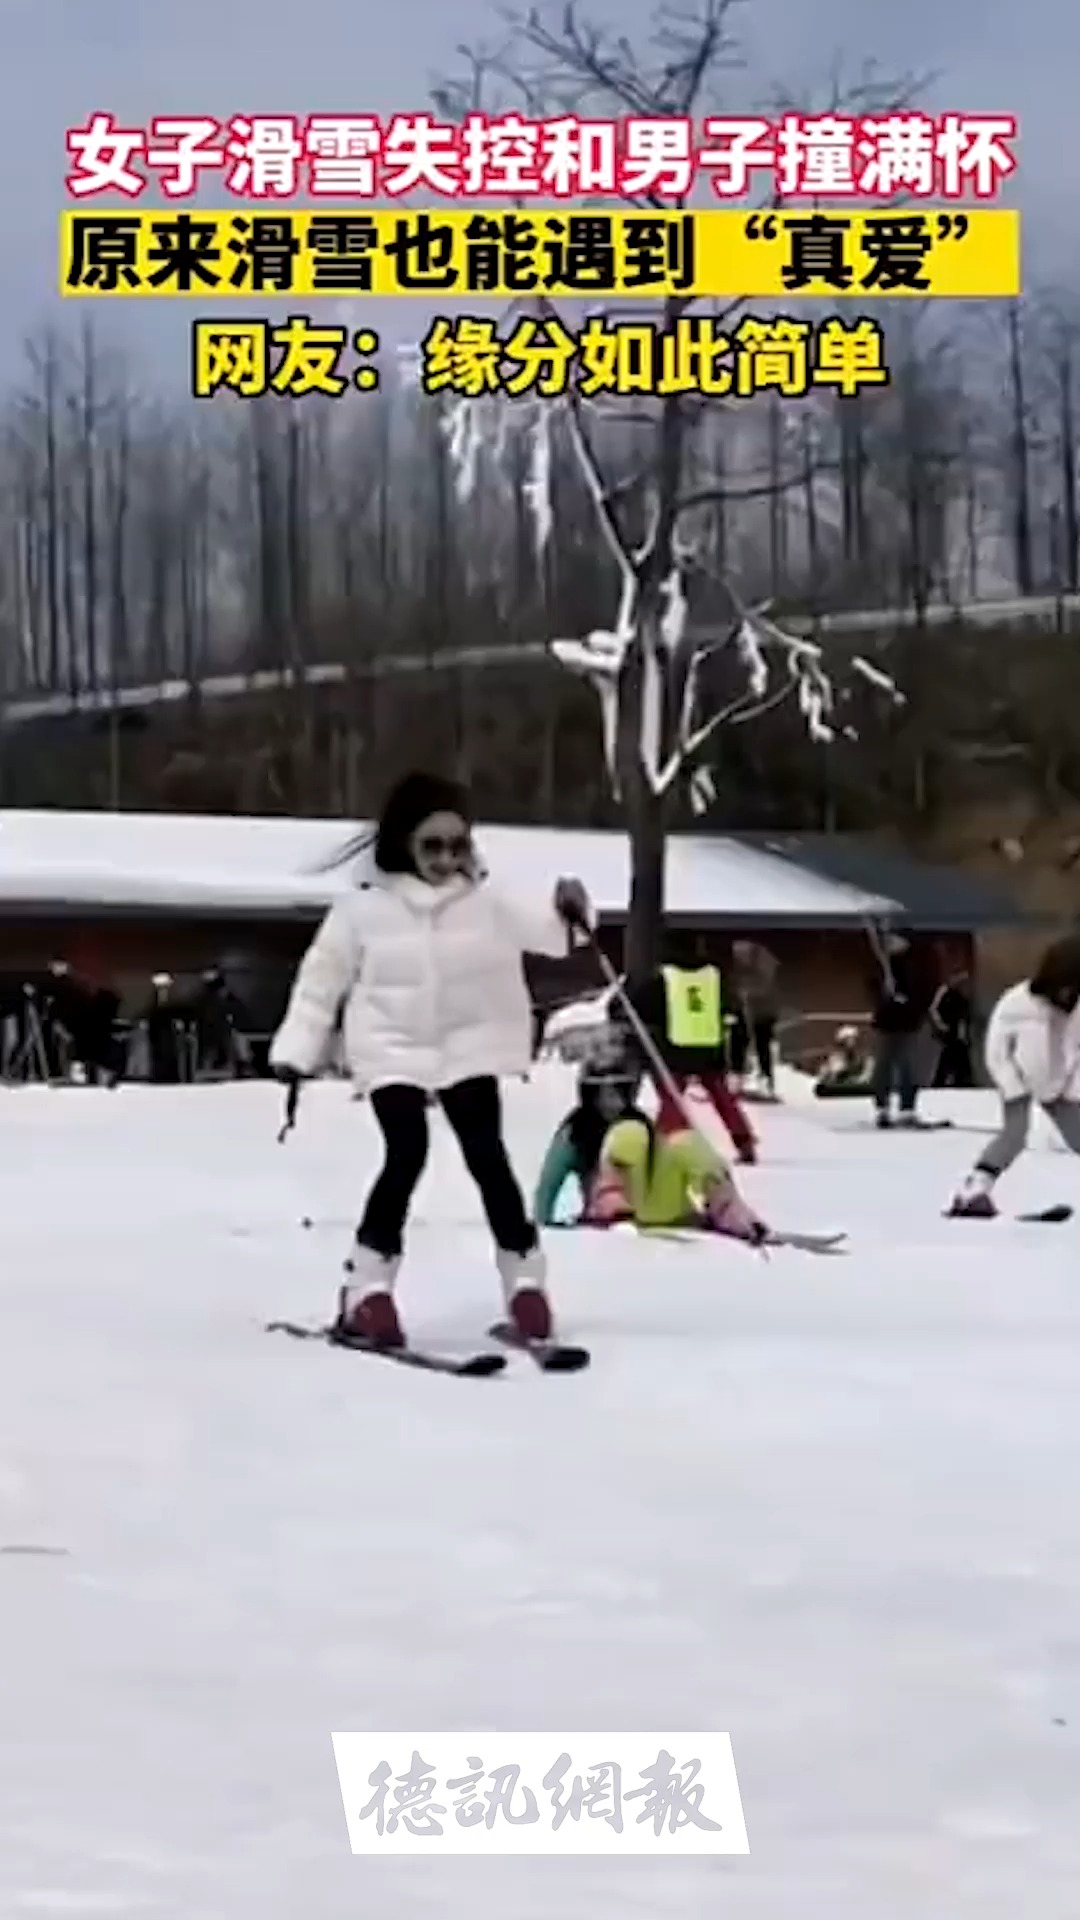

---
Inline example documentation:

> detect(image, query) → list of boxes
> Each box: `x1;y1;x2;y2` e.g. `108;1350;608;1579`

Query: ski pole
277;1075;300;1144
573;924;712;1145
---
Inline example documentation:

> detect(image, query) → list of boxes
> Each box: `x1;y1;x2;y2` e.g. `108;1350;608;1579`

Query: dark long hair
1030;934;1080;1008
316;771;474;879
567;1102;611;1184
568;1088;655;1186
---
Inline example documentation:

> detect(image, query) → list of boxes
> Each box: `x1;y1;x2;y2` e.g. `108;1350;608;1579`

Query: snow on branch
722;604;907;747
432;376;905;811
551;567;637;796
851;652;907;701
642;599;907;799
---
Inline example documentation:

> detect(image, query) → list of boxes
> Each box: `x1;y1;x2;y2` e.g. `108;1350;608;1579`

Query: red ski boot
335;1248;405;1347
496;1246;554;1343
946;1173;998;1219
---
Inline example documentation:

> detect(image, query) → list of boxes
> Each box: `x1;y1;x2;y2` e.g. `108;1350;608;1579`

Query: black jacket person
867;931;928;1125
626;952;756;1162
929;968;975;1088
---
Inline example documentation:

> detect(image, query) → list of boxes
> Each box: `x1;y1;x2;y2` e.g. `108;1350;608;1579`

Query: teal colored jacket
534;1124;581;1225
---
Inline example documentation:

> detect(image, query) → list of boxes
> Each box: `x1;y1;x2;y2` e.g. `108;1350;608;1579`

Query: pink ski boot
705;1177;770;1245
582;1168;632;1227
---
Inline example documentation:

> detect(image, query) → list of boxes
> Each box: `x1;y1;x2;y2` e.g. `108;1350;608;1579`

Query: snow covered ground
1;1070;1078;1917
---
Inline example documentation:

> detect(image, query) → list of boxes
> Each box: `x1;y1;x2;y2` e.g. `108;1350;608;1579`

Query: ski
265;1319;506;1376
945;1203;1072;1225
632;1224;847;1254
488;1321;591;1372
763;1229;848;1253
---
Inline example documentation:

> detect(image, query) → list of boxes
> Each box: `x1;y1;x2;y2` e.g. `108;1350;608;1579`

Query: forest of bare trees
2;293;1077;710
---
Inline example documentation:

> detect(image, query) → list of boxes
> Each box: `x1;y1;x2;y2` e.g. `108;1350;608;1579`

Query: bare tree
433;0;909;979
1029;291;1080;597
1006;301;1034;596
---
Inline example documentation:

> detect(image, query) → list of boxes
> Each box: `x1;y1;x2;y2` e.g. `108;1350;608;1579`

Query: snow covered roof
0;809;902;926
737;832;1035;931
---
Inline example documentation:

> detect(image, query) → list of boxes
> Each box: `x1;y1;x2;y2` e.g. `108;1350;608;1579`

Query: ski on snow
266;1319;592;1373
764;1229;848;1253
633;1224;847;1254
265;1319;506;1376
945;1204;1073;1226
488;1321;591;1371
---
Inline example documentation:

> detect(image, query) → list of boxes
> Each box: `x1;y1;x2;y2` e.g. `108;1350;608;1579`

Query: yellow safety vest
661;965;722;1048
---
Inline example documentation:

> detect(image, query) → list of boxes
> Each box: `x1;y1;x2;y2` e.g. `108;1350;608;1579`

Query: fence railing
5;590;1080;727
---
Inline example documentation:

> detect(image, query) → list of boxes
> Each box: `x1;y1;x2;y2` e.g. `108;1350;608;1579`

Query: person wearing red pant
621;942;758;1164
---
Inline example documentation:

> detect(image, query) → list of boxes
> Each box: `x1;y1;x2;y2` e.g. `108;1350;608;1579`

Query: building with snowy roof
0;810;1033;1061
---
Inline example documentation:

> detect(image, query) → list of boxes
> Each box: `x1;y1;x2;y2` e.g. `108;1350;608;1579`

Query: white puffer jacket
984;981;1080;1103
270;871;568;1093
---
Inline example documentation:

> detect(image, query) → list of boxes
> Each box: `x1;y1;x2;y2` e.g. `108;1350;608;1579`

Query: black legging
932;1035;974;1088
357;1076;537;1259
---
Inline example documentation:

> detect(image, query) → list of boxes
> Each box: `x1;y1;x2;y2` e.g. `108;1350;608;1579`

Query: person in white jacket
270;772;590;1348
948;935;1080;1217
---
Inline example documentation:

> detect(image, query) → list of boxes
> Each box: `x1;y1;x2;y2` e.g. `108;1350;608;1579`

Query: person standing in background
141;973;185;1084
624;937;757;1163
192;966;248;1077
929;963;976;1089
729;938;781;1097
867;929;928;1128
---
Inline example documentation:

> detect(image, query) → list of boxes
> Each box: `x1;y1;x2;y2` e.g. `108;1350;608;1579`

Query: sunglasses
416;833;471;860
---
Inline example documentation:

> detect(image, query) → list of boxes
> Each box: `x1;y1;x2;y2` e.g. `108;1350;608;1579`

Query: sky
0;0;1071;392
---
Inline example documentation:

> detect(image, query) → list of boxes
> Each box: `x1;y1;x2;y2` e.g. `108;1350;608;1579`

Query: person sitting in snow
534;1039;642;1225
587;1101;770;1242
948;935;1080;1218
814;1024;873;1097
536;1057;768;1242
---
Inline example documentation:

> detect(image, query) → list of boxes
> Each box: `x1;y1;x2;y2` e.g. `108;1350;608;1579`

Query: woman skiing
271;771;590;1347
948;935;1080;1217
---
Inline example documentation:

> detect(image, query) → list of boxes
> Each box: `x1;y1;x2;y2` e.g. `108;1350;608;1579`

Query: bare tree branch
675;466;834;512
562;391;638;577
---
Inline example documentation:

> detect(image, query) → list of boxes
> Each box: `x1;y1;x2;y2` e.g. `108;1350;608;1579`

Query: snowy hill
1;1072;1078;1915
